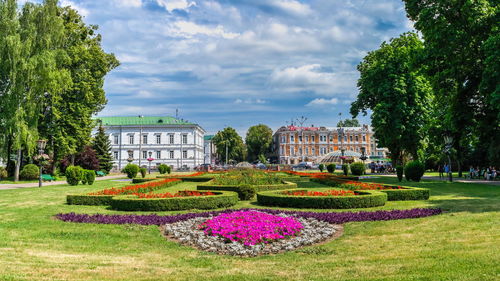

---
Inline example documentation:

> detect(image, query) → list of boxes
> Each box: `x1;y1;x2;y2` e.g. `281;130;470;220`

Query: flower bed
134;190;215;198
66;178;181;206
157;172;213;182
282;190;356;197
55;207;442;226
197;180;297;199
257;188;387;209
109;190;239;211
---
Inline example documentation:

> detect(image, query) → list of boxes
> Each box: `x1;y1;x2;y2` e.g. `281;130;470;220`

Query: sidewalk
0;174;125;190
379;174;500;186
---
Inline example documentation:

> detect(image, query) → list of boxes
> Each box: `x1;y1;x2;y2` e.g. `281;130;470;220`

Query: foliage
212;169;282;185
342;164;349;176
132;178;155;184
424;155;439;171
404;161;425;182
326;164;335;173
158;164;170;174
337;118;360;127
140;167;147;178
396;165;404;182
92;126;113;173
65;165;83;186
84;170;95;185
336;181;429;201
257;189;387;209
75;146;100;171
245;124;273;162
351;32;434;165
122;163;139;179
237;184;256;200
350;162;366;176
318;164;325;172
0;167;7;180
197;181;297;199
212;127;246;163
20;164;39;180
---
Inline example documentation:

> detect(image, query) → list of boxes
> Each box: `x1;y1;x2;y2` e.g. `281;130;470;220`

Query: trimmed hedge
132;178;155;184
197;180;297;199
257;189;387;209
157;176;214;182
109;191;239;211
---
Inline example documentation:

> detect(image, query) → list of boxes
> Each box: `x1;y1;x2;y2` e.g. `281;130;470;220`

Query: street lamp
147;151;154;174
444;134;453;182
36;139;47;188
127;149;134;163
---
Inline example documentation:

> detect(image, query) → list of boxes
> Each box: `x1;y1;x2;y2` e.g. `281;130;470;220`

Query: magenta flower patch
199;210;303;246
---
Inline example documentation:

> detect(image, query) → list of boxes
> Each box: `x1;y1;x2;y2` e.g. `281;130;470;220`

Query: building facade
273;124;381;164
203;135;217;165
94;116;205;171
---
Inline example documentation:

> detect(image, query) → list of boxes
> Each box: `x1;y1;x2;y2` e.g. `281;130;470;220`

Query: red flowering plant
134;190;215;198
281;190;357;197
286;171;329;177
88;178;181;196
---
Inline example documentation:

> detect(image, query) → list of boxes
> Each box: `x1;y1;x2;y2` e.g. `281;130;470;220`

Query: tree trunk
14;149;21;182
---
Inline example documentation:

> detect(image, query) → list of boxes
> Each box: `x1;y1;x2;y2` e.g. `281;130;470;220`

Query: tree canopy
212;127;246;164
245;124;273;162
337;119;360;127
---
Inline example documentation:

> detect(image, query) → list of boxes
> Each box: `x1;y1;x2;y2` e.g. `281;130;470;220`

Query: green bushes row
404;160;425;182
197;180;297;200
20;164;39;180
350;162;366;176
256;189;387;209
140;167;147;178
109;191;239;211
157;176;214;182
66;166;95;186
122;164;139;179
158;164;171;174
132;178;155;184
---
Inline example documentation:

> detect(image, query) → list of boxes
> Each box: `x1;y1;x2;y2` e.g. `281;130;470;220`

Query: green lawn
0;177;498;280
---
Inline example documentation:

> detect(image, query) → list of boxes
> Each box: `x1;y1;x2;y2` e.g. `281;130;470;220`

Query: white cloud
234;98;267;104
60;0;89;17
272;0;312;16
168;20;239;39
115;0;142;8
306;98;339;106
156;0;196;13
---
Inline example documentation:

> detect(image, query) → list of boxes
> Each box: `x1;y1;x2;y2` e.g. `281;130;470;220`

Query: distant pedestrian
438;165;444;179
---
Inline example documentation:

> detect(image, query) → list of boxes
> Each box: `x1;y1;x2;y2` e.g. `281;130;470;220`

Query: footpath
380;174;500;186
0;174;125;190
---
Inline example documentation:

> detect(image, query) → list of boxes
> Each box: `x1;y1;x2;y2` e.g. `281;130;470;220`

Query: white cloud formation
272;0;312;16
156;0;196;13
306;98;339;106
115;0;142;8
60;0;89;17
168;20;239;39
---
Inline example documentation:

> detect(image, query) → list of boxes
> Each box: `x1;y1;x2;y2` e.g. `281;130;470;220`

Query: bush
140;167;147;178
350;162;365;176
396;165;404;182
20;164;39;180
404;161;425;182
85;170;96;185
326;164;335;173
318;164;325;172
238;184;256;200
158;164;170;174
342;164;349;176
257;189;387;209
197;180;297;199
0;167;8;180
109;191;239;211
122;164;139;179
132;178;155;184
66;166;84;186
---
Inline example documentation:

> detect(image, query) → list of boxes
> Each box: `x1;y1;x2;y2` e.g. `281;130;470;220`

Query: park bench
42;174;55;181
96;171;106;177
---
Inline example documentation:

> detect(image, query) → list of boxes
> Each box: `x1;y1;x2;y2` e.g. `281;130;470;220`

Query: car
292;162;312;170
255;163;267;170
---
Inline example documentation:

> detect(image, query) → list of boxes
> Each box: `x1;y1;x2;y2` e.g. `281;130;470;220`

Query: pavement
379;174;500;186
0;174;126;190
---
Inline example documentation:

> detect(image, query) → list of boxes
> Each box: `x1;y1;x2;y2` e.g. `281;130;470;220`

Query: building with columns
273;124;385;164
94;116;205;171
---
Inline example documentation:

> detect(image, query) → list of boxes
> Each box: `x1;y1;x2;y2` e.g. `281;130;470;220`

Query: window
363;135;366;142
290;147;294;156
312;148;315;155
169;134;174;144
311;136;315;142
129;135;134;144
182;150;187;158
142;151;147;159
280;147;284;155
329;135;333;142
299;148;302;155
169;151;174;159
306;147;309;155
299;136;302;142
338;135;341;143
113;151;118;160
355;135;359;142
330;147;333;152
281;136;286;143
306;136;309;142
156;134;161;144
350;135;353;142
290;135;294;142
113;135;119;145
142;134;148;144
182;134;187;144
156;151;161;159
344;135;347;142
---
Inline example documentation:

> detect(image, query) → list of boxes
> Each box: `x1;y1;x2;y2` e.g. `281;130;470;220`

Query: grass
0;177;498;280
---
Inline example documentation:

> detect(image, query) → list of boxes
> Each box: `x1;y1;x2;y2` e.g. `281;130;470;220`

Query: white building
203;135;216;165
94;116;205;171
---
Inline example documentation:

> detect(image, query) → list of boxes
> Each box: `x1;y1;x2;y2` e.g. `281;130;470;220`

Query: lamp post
127;149;134;163
147;151;154;174
36;139;47;188
444;135;453;182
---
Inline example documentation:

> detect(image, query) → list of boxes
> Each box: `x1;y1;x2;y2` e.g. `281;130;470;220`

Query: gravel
163;212;341;256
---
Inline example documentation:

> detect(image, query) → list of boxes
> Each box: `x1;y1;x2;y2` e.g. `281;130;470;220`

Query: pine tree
92;126;113;173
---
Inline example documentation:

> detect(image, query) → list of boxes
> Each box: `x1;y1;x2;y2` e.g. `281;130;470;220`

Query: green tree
92;125;113;173
245;124;273;162
337;118;360;127
404;0;499;169
350;32;434;165
212;127;246;164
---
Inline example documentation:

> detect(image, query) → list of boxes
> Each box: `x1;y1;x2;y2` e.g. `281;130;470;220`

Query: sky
52;0;414;135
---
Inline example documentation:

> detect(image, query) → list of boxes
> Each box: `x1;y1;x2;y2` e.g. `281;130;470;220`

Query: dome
319;150;361;163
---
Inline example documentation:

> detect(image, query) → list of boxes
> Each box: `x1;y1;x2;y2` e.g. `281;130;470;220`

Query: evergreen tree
92;125;113;173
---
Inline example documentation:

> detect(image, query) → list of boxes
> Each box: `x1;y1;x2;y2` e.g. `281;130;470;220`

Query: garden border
197;180;298;197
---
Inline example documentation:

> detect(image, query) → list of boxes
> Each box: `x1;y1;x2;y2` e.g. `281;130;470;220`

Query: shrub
140;167;147;178
326;164;335;173
257;189;387;209
342;164;349;176
85;170;96;185
132;178;155;184
350;162;365;176
197;180;297;199
318;164;325;172
109;191;239;211
238;184;256;200
122;164;139;179
404;161;425;182
75;146;100;171
0;167;8;180
212;170;282;185
396;165;404;182
20;164;39;180
158;164;170;174
66;166;84;186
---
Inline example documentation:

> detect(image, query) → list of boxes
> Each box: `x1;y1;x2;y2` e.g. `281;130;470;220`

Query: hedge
132;178;156;184
109;191;239;211
257;189;387;209
157;176;214;182
197;180;297;199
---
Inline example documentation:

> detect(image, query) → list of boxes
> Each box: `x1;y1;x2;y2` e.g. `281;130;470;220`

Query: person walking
438;164;444;179
444;164;450;180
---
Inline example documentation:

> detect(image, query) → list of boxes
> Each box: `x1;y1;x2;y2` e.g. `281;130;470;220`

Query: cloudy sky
56;0;413;134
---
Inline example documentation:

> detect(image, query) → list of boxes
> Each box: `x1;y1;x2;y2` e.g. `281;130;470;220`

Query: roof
318;150;362;163
95;116;195;126
204;135;214;141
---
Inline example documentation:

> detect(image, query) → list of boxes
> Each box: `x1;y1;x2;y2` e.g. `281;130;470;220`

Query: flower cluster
281;190;356;197
286;171;329;177
88;178;181;196
182;172;205;177
198;210;304;245
340;181;405;190
134;190;215;198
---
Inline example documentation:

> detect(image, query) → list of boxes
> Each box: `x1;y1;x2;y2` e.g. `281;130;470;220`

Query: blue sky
53;0;413;135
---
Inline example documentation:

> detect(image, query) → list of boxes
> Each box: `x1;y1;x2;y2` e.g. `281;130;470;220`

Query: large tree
92;125;113;173
245;124;273;162
350;32;434;165
337;118;360;127
212;127;246;164
404;0;499;169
